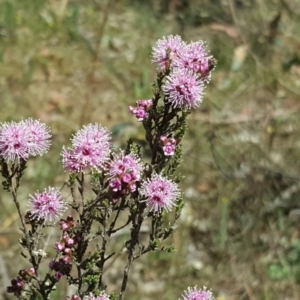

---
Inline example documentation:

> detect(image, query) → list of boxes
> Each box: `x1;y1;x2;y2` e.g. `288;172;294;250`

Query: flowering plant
1;35;216;300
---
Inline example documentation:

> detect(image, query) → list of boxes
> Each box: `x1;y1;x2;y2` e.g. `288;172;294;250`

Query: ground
0;0;300;299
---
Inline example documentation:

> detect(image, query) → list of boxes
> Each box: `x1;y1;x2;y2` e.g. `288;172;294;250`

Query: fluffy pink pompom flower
180;286;215;300
140;174;179;212
24;118;51;156
163;68;204;109
151;35;186;71
174;41;212;82
28;187;67;223
0;119;51;162
108;151;143;193
83;292;110;300
61;147;86;173
71;123;110;150
61;123;111;172
0;121;29;161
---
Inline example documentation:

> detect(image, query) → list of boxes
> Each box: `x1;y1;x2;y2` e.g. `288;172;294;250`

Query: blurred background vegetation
0;0;300;299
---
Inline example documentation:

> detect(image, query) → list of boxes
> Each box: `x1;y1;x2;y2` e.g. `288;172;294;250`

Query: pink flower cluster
66;297;80;300
83;293;110;300
140;173;179;212
129;99;153;121
152;35;215;109
28;187;67;223
108;151;143;197
152;35;213;81
49;258;72;281
0;118;51;162
51;235;74;280
59;215;77;231
7;268;35;297
180;286;215;300
49;216;76;281
55;233;74;256
160;136;176;156
66;292;110;300
151;35;185;71
163;68;204;109
62;123;111;172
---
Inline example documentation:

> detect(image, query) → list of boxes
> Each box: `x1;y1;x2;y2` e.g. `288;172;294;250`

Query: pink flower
83;292;110;300
24;118;51;156
54;271;63;281
28;187;67;223
109;178;122;192
65;291;110;300
71;123;110;151
129;99;153;121
66;296;80;300
174;41;212;82
6;276;26;296
0;121;29;161
59;215;75;231
61;147;86;172
55;241;65;253
160;136;176;156
163;68;204;109
62;254;71;263
163;144;175;156
62;123;111;172
140;174;179;212
28;268;35;276
63;234;75;247
108;151;143;194
0;119;52;162
129;106;144;121
70;144;103;169
151;35;186;71
180;286;215;300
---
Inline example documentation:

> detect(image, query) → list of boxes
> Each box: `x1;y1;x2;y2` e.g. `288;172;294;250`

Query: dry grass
1;0;300;299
